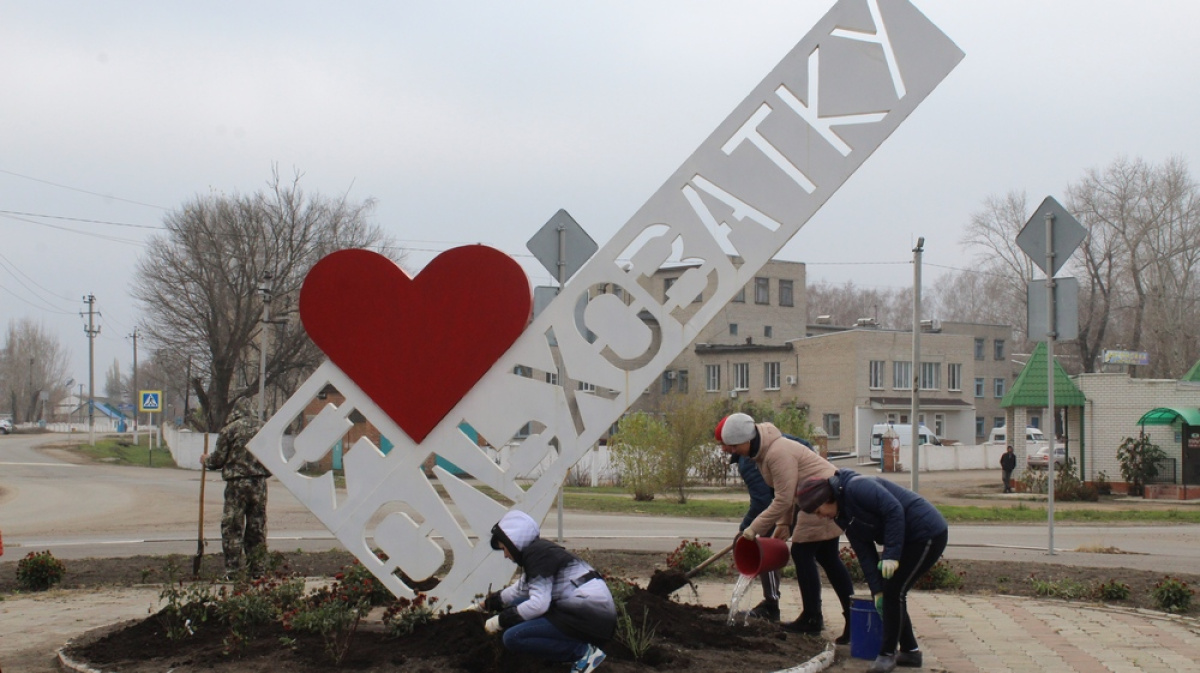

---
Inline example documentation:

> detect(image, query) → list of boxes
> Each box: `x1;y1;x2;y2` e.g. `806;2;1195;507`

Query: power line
0;168;168;210
0;209;165;230
0;211;146;246
0;252;77;304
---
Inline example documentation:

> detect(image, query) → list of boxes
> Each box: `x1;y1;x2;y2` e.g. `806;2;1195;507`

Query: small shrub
158;561;218;640
914;560;963;591
665;539;714;574
1117;436;1167;497
283;561;393;664
1151;576;1194;613
16;551;66;591
839;546;864;583
1094;471;1113;496
1094;580;1131;601
615;603;658;661
1028;575;1091;600
216;574;306;651
382;594;437;637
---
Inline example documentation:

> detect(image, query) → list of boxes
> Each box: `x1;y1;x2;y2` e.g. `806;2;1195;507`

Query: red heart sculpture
299;246;532;444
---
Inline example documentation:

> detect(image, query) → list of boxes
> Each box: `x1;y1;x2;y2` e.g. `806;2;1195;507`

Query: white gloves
484;615;502;634
879;559;899;579
741;528;758;541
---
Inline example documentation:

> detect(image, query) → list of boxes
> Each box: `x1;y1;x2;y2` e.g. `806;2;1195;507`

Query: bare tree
104;358;125;402
0;318;72;423
807;281;913;329
1067;156;1200;376
958;190;1037;342
132;169;399;431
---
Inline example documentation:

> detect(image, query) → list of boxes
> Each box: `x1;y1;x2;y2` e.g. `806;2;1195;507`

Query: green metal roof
1183;358;1200;383
1000;342;1086;408
1136;407;1200;426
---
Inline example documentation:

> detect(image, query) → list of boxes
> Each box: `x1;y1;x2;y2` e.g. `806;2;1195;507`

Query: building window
993;377;1005;398
779;279;794;307
733;362;750;391
706;365;721;392
754;277;770;304
545;372;558;386
661;371;674;394
578;381;596;393
663;277;676;302
733;287;746;303
947;363;962;392
994;416;1005;429
934;413;945;436
764;325;773;338
919;362;940;390
764;362;781;390
994;339;1006;361
822;413;841;439
869;360;885;389
974;338;985;360
729;323;738;336
677;369;689;394
974;378;985;398
893;361;911;390
514;365;532;378
976;416;985;438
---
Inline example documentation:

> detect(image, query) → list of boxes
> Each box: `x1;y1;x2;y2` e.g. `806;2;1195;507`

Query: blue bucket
849;596;883;660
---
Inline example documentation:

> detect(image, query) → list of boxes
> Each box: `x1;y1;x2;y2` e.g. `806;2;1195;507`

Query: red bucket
733;536;789;576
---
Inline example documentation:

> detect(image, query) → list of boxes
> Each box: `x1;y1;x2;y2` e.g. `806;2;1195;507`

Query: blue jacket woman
795;469;948;673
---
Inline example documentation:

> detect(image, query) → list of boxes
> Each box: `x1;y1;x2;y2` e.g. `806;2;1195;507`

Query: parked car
0;418;12;434
1027;445;1066;469
987;426;1049;449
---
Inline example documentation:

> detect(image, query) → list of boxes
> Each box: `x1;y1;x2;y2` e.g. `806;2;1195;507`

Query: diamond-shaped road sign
1017;196;1086;277
526;209;598;284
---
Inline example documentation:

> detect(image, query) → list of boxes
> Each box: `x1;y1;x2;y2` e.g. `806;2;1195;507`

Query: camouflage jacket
205;414;270;480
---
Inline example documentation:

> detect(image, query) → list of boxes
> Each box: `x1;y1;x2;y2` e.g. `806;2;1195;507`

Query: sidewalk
680;582;1200;673
3;583;1198;673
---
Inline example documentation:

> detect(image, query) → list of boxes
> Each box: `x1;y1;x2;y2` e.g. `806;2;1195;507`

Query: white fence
871;442;1010;472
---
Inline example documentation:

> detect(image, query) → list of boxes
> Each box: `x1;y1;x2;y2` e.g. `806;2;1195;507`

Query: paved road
2;433;1198;576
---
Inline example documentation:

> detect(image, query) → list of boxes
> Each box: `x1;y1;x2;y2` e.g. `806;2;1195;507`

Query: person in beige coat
716;413;856;641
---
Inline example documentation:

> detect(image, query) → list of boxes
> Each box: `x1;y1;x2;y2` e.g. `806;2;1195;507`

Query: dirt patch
7;550;1199;673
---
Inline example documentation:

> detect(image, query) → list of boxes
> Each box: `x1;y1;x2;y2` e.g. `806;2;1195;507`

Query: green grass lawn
78;434;176;468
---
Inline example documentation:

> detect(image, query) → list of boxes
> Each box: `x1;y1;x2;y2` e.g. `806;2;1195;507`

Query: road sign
1027;278;1079;340
1017;196;1086;277
139;390;162;413
526;209;598;283
117;402;135;412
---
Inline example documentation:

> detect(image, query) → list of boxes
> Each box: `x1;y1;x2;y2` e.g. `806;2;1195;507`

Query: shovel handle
685;541;735;579
193;433;209;577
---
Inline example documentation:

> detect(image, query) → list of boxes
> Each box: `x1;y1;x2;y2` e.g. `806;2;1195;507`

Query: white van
870;423;941;460
986;426;1048;449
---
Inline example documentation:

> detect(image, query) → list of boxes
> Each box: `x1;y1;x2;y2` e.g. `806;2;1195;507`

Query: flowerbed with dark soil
3;549;1196;673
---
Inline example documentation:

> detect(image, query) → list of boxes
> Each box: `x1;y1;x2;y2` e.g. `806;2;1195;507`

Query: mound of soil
64;583;828;673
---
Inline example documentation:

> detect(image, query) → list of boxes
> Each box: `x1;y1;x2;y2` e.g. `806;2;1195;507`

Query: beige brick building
940;321;1017;441
790;327;977;456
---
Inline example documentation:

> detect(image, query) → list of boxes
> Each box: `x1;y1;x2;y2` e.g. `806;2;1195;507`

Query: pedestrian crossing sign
139;390;162;413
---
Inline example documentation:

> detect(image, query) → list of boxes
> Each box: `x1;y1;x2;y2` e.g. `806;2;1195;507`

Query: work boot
744;599;780;622
782;612;823;634
835;610;851;645
866;653;898;673
896;650;923;667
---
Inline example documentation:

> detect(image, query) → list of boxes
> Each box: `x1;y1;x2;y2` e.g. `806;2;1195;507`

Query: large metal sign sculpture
249;0;962;610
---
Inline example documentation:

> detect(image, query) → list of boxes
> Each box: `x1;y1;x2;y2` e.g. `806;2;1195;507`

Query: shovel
647;541;735;596
192;433;209;577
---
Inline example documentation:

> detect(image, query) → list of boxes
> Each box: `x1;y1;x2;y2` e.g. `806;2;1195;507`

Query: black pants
1002;469;1014;492
879;530;949;656
791;537;855;619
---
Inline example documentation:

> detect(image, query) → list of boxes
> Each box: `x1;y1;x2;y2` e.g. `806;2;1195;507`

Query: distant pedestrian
201;402;270;575
796;470;948;673
1000;445;1017;493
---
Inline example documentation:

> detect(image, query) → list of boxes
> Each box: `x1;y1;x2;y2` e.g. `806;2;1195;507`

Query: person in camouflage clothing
201;403;270;574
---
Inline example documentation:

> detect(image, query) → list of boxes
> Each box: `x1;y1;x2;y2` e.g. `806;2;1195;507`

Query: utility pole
910;237;924;493
257;272;274;421
129;327;139;444
82;295;100;445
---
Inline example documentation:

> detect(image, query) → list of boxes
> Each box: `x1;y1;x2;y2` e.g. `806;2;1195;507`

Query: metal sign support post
1045;213;1057;555
910;237;924;492
556;222;566;543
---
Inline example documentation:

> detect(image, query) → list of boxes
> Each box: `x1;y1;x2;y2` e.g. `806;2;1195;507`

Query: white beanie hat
715;413;756;445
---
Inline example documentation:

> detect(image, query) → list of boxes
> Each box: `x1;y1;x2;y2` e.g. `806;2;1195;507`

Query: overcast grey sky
4;1;1199;389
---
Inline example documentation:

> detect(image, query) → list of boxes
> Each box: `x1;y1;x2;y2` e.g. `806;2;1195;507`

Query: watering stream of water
725;573;756;626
